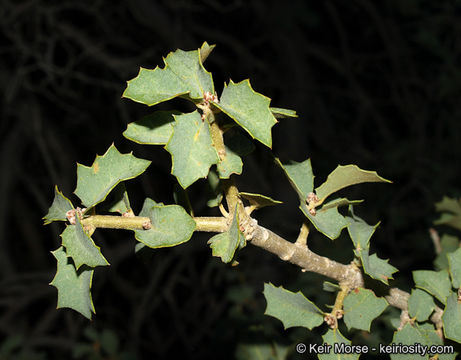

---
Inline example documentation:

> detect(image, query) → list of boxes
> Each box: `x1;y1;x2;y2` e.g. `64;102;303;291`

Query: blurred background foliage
1;0;460;358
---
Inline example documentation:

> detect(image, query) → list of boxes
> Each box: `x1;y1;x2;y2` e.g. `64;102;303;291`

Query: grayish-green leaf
343;288;388;331
347;214;379;250
434;234;459;271
134;198;196;248
391;323;432;360
363;253;398;285
315;165;391;201
442;292;461;343
123;48;214;106
75;144;151;208
123;110;180;145
263;283;324;330
213;79;277;147
408;289;436;322
206;169;222;207
235;342;288;360
239;192;282;209
217;145;243;179
447;247;461;288
49;247;95;319
321;198;363;211
43;186;74;224
270;107;297;119
208;206;242;263
323;281;341;292
319;329;359;360
413;270;452;304
276;157;314;199
300;201;349;240
165;111;219;188
104;182;131;214
60;216;109;269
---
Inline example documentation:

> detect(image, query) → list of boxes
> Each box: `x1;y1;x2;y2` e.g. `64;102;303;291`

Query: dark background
1;0;461;359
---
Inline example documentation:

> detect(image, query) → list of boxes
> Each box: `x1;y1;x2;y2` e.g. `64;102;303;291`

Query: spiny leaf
300;201;349;240
103;182;131;214
49;247;95;319
123;110;180;145
43;186;74;224
434;234;459;271
413;270;452;304
216;145;243;179
60;216;109;269
320;198;363;211
208;206;243;263
165;111;219;188
363;253;398;285
134;198;196;248
315;165;391;201
391;323;439;360
320;329;359;360
447;247;461;288
213;79;277;147
275;157;314;199
199;41;215;63
435;196;461;215
270;107;298;119
343;288;388;331
263;283;324;330
235;342;288;360
74;144;151;208
206;169;223;208
239;192;282;209
123;48;214;106
216;131;255;179
347;214;379;250
442;292;461;343
408;289;436;322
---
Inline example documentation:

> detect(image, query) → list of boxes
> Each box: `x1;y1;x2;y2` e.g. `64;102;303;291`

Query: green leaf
213;79;277;147
321;198;363;211
208;206;243;263
408;289;436;322
60;216;109;269
319;329;359;360
343;288;388;331
104;182;131;214
134;198;196;248
276;157;314;199
435;196;461;215
123;48;214;106
199;41;216;63
216;131;255;179
217;145;243;179
323;281;341;292
263;283;324;330
413;270;452;304
363;253;398;285
239;192;282;209
165;111;219;188
391;323;435;360
447;247;461;288
434;213;461;231
347;214;379;250
49;247;95;319
315;165;391;201
442;292;461;343
123;110;180;145
434;234;459;270
206;169;222;207
75;144;151;208
270;107;298;119
300;201;349;240
43;186;74;224
235;342;288;360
